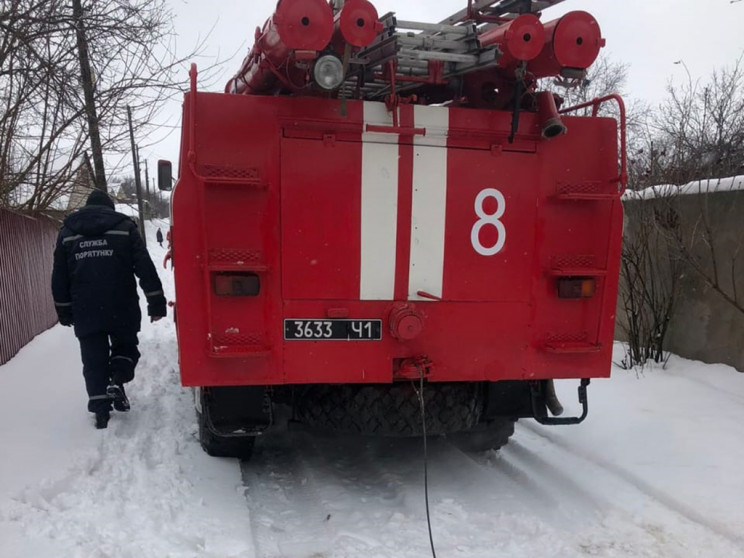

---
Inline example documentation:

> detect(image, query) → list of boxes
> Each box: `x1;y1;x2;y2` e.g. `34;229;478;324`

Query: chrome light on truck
313;54;344;90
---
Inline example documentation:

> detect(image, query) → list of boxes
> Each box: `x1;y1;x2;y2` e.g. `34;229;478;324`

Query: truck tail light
213;273;260;297
557;277;595;299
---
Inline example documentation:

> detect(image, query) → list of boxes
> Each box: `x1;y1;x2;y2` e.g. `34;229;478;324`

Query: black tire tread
295;383;483;436
448;418;516;452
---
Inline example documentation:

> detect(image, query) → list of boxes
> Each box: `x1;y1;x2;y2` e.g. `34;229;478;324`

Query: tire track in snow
241;430;425;557
474;449;557;506
242;420;744;558
243;428;580;557
431;436;563;513
336;433;579;557
496;438;609;512
521;421;744;552
291;433;398;553
241;431;336;558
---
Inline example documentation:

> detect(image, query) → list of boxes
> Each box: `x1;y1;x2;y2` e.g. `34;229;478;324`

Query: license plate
284;319;382;341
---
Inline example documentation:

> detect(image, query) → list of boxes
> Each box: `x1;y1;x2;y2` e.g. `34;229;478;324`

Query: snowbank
624;174;744;200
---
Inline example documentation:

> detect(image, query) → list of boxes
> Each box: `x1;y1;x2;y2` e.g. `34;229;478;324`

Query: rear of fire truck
159;0;626;459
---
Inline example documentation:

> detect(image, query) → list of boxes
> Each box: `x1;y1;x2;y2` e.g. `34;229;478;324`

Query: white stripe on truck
409;105;449;301
360;101;399;300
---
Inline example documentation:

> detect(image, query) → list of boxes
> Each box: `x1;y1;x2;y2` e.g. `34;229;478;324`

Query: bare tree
0;0;85;207
618;194;682;368
0;0;212;212
546;55;629;108
544;54;648;128
634;57;744;188
639;58;744;317
618;57;744;369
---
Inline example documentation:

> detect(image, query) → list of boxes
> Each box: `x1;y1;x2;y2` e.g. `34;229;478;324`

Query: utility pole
144;158;150;199
127;105;147;247
137;145;149;213
72;0;107;192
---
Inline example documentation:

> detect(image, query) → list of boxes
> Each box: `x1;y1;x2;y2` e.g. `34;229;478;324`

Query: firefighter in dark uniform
51;190;167;429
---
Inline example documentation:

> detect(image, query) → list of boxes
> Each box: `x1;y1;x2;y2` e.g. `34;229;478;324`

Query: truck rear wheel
197;407;256;459
447;418;516;452
195;386;270;460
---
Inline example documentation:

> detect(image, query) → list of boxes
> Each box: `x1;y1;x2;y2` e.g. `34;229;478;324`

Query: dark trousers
79;331;140;413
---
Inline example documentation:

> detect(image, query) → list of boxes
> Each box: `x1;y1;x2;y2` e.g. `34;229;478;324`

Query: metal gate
0;209;59;365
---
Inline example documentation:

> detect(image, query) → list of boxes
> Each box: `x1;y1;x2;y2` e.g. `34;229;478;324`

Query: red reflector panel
213;273;260;297
557;277;595;299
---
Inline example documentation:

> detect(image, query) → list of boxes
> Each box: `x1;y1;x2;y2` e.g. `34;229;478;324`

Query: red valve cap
389;307;424;341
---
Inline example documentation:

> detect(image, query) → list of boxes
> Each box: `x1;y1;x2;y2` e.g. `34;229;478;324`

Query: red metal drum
334;0;381;48
225;0;333;94
479;14;545;68
529;11;604;78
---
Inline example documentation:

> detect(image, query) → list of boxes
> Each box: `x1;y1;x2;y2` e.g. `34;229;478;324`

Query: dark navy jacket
51;205;166;338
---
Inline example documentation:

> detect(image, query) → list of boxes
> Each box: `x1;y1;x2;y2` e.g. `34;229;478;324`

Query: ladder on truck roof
340;0;568;100
439;0;567;25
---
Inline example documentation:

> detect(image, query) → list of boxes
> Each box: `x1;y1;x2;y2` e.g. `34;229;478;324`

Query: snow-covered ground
1;221;744;558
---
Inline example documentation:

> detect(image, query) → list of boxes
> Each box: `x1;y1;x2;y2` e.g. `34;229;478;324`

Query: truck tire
197;408;256;459
447;418;516;452
296;383;483;436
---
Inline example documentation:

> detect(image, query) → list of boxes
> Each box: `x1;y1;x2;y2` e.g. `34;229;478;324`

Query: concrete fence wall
1;192;742;370
0;209;59;366
620;189;744;371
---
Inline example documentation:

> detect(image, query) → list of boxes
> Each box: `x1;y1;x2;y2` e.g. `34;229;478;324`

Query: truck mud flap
530;379;590;425
201;386;273;438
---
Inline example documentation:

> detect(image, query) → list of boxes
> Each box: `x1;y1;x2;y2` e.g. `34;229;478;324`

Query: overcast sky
139;0;744;179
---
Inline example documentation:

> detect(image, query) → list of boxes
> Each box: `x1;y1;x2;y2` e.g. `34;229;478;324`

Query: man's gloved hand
148;301;166;324
147;294;167;324
57;308;74;327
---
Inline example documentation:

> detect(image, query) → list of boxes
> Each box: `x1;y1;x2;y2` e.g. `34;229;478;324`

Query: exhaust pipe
536;91;567;139
544;379;564;416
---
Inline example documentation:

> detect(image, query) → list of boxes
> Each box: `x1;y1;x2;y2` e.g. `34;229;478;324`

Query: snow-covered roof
115;203;140;217
624;175;744;200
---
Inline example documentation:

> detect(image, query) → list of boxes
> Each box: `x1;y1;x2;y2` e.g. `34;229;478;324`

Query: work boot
107;384;130;412
95;411;111;429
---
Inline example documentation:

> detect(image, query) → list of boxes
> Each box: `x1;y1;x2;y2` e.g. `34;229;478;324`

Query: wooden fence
0;209;60;366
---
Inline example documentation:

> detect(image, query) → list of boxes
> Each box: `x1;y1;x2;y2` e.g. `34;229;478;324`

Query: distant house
66;153;97;211
65;155;134;218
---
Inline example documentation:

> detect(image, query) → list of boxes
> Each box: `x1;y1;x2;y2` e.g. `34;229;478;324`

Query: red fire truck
159;0;626;459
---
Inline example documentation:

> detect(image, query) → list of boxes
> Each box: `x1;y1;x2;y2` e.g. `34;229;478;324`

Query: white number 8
471;188;506;256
